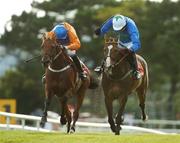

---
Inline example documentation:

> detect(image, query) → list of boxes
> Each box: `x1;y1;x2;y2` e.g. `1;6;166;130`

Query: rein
110;52;129;68
53;50;62;61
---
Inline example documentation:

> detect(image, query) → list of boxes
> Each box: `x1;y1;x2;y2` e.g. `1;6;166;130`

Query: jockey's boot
71;55;87;80
128;51;141;80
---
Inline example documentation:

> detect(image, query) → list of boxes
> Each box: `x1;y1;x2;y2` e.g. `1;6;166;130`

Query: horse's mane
42;32;56;42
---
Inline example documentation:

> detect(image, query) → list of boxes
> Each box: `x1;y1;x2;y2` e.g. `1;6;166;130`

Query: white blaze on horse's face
106;45;113;68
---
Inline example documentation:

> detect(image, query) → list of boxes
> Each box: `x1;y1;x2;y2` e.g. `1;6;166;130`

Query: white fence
0;111;179;134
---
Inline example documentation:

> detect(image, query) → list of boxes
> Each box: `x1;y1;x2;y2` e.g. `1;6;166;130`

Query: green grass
0;130;180;143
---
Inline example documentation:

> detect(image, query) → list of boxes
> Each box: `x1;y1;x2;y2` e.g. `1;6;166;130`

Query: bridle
41;43;63;64
103;38;131;81
104;39;129;69
42;42;71;73
105;51;129;69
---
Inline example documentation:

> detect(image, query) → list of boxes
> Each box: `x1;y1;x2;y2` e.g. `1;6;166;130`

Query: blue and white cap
112;15;126;31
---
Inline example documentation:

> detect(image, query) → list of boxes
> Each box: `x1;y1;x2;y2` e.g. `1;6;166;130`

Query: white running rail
0;111;177;135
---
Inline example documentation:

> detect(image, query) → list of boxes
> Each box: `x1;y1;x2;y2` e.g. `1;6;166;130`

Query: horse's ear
104;35;112;43
114;37;118;43
42;33;47;40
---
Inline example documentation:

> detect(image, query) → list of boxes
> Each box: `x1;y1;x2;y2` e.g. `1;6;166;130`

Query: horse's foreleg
71;90;86;133
115;95;128;135
105;97;116;133
60;97;67;125
40;96;51;127
65;104;72;133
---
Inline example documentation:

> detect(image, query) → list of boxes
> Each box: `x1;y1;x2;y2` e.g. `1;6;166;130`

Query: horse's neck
112;60;130;77
51;54;69;69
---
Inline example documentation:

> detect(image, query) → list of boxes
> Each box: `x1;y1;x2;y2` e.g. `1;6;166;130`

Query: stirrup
133;70;141;80
79;72;87;80
94;66;102;74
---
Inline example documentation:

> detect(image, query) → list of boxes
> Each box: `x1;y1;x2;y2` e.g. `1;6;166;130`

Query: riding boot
127;51;141;80
71;55;87;80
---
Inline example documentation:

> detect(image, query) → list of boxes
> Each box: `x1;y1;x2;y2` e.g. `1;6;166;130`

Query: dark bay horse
40;33;97;133
102;37;149;135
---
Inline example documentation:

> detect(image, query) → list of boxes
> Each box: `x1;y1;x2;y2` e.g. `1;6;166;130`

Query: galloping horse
102;36;149;135
40;33;97;133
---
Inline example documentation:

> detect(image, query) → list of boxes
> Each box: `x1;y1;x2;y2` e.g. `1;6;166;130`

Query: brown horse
102;36;149;135
40;33;97;133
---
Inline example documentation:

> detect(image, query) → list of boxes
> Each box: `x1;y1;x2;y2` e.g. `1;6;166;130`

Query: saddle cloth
137;61;144;76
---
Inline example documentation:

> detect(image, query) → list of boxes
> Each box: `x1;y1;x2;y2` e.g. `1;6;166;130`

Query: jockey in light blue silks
94;14;141;80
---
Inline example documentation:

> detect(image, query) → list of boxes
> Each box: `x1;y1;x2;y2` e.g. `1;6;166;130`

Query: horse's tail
88;75;99;89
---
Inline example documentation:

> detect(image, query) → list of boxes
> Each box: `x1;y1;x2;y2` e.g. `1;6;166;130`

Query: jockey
51;22;87;80
94;14;141;80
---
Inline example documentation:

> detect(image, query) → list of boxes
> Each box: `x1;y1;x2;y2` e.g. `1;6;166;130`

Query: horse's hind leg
137;89;148;121
105;97;116;133
115;95;128;135
40;96;52;127
65;104;72;133
60;97;72;133
71;89;86;133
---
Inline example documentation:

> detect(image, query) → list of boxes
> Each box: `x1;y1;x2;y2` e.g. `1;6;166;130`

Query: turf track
0;130;180;143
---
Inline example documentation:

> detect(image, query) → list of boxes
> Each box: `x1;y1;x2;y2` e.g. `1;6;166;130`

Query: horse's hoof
69;128;75;134
40;121;45;128
142;115;148;122
110;126;116;133
115;126;121;135
60;117;67;125
67;127;71;134
115;131;120;135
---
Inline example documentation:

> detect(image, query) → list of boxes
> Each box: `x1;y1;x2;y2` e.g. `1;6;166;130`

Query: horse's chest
102;77;132;97
46;78;71;94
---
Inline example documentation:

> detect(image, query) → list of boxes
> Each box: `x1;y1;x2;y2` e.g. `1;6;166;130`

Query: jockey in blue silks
94;14;141;80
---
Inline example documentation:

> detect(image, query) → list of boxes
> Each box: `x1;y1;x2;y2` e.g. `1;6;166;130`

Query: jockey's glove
94;28;101;36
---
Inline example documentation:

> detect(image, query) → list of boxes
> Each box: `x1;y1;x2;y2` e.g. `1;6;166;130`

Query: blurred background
0;0;180;128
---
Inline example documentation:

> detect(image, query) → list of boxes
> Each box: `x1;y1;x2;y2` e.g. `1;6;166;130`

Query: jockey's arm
64;22;81;50
127;20;141;52
99;17;113;36
130;32;141;52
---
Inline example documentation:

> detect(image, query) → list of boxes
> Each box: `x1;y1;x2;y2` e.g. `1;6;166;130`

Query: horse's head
104;36;129;69
41;32;64;66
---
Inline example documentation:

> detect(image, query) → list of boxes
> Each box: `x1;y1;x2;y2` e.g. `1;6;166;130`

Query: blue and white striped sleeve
127;19;141;52
99;17;113;36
